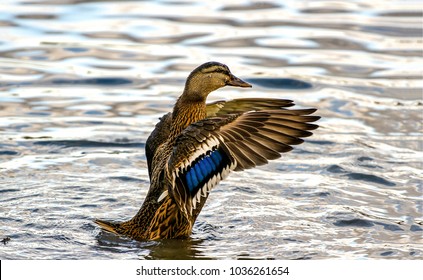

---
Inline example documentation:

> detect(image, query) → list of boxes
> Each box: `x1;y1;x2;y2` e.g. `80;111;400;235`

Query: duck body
95;62;320;240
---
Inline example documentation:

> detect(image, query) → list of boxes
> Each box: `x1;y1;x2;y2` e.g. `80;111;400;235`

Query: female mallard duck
95;61;320;240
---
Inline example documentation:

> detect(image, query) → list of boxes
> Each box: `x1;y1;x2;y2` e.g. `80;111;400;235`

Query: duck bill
226;74;252;88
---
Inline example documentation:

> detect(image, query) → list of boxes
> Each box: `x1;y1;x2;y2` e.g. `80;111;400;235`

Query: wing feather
167;99;320;219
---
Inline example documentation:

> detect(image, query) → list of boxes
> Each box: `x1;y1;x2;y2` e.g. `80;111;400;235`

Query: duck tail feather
94;219;120;234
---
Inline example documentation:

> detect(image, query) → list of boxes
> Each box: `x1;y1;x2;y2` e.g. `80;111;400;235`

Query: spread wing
146;112;171;178
166;104;320;219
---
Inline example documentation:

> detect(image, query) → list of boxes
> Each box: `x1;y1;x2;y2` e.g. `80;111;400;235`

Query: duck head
182;61;251;102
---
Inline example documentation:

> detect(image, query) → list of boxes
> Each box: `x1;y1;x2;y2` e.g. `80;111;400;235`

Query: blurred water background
0;0;422;259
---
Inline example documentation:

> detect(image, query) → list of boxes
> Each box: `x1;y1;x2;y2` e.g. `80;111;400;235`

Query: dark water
0;0;422;259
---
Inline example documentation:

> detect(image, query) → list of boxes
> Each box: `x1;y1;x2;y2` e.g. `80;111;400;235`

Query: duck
94;61;320;240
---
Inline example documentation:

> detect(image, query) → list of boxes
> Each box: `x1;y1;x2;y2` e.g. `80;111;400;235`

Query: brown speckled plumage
95;62;320;240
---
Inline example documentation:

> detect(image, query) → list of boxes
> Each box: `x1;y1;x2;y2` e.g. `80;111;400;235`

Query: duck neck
169;95;206;139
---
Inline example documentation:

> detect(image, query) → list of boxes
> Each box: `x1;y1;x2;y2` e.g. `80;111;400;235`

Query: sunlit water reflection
0;0;422;259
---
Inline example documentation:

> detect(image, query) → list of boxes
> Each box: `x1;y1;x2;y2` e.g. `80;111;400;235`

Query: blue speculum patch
185;149;224;193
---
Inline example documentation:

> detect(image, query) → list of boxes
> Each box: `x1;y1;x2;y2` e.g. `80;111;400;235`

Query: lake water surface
0;0;422;259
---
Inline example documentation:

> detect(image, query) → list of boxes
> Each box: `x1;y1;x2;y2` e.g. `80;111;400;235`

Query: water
0;0;422;260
